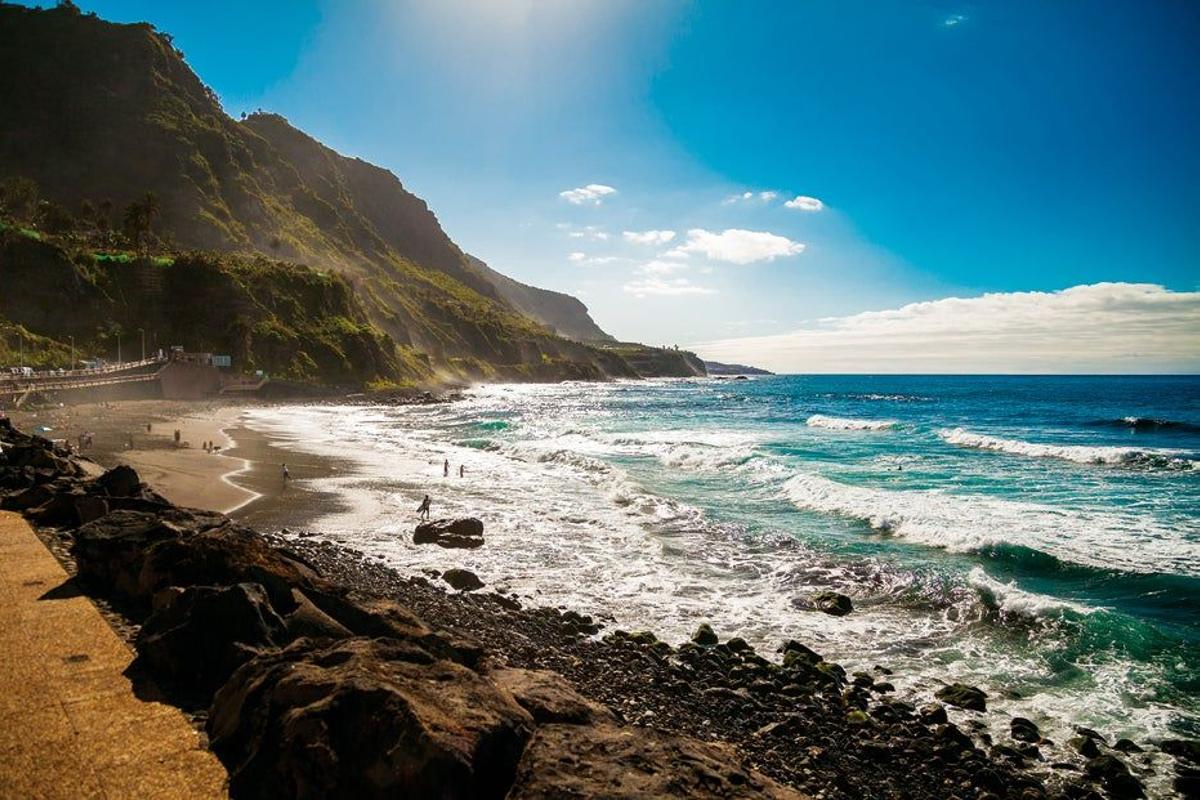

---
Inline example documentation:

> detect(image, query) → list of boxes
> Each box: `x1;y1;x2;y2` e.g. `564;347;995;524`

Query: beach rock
414;517;485;549
27;487;111;527
209;637;534;800
300;589;484;669
1113;738;1142;754
92;464;142;497
1085;755;1144;799
72;509;222;599
443;568;484;592
936;682;988;711
1164;739;1200;764
1070;736;1102;758
136;582;286;695
1011;717;1041;742
281;587;354;640
779;639;822;666
692;622;719;646
505;722;804;799
138;522;323;609
490;668;612;725
811;590;853;616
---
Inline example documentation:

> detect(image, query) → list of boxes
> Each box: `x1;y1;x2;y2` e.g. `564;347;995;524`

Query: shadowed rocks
414;517;485;549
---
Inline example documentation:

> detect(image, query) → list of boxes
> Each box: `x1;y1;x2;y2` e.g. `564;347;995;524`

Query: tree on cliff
123;192;159;251
0;177;39;222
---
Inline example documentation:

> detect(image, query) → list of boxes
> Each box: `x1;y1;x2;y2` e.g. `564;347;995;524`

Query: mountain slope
467;256;613;343
0;2;661;381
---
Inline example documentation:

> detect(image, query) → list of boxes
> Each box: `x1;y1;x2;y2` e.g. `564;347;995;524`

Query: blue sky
33;1;1200;370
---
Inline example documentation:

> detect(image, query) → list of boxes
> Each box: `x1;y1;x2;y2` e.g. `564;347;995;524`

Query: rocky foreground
2;416;1197;800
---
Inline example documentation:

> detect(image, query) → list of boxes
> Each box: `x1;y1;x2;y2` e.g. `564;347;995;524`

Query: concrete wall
158;362;221;400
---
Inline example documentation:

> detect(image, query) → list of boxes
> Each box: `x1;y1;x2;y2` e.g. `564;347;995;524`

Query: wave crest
938;427;1196;470
806;414;898;431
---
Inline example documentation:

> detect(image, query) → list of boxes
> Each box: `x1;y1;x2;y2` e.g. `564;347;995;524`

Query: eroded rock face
414;517;485;549
490;668;613;725
209;637;534;800
136;582;286;695
506;722;806;799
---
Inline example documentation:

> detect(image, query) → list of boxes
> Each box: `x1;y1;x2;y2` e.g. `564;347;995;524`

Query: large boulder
936;682;988;712
136;582;287;695
71;509;224;599
137;523;324;609
414;517;485;549
490;668;612;725
506;722;805;799
811;590;853;616
209;637;534;800
84;464;142;497
300;589;485;670
443;568;484;592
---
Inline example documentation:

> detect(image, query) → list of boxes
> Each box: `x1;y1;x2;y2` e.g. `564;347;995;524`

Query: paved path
0;512;228;799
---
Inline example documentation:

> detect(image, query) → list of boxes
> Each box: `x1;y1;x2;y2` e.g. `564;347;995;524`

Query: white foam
806;414;898;431
938;427;1197;470
781;472;1200;577
967;566;1098;619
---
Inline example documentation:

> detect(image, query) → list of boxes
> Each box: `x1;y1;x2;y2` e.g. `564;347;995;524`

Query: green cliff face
0;2;704;385
0;232;415;386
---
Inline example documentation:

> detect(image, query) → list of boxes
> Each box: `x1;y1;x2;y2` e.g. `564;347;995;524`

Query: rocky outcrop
507;722;802;799
413;517;485;549
811;590;853;616
489;668;612;725
209;637;535;800
935;682;988;712
136;582;287;694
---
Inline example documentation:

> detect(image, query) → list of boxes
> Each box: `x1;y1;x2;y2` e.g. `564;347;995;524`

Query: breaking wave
1088;417;1200;434
806;414;899;431
780;472;1200;578
938;428;1196;470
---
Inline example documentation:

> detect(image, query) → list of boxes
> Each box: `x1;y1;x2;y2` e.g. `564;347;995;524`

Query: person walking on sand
459;464;465;478
417;494;432;520
443;459;449;478
281;463;290;483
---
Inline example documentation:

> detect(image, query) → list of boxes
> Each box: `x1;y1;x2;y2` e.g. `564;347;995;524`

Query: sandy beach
8;400;260;514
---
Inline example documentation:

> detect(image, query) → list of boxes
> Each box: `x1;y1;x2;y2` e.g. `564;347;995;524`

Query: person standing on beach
281;463;290;483
459;464;465;478
443;459;449;478
417;494;432;520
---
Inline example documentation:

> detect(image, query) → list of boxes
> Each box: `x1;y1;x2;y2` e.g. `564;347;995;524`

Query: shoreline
3;411;1194;798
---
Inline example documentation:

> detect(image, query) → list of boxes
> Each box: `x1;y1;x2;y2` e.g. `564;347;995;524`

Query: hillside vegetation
0;1;703;385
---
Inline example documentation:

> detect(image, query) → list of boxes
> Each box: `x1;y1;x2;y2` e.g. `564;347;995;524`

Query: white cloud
667;228;805;265
723;190;779;205
784;195;824;212
694;283;1200;374
564;224;609;241
638;259;689;275
559;184;617;205
944;13;967;26
568;252;619;266
623;230;677;246
623;276;717;298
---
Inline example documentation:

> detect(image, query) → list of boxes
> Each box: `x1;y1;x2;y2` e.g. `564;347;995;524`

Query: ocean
242;374;1200;757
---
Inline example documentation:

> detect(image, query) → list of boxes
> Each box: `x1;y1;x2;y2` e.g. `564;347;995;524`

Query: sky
30;0;1200;372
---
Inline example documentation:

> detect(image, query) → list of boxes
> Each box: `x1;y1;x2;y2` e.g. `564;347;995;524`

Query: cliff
0;1;658;383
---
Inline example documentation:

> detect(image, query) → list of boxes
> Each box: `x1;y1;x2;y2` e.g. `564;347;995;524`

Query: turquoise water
247;374;1200;770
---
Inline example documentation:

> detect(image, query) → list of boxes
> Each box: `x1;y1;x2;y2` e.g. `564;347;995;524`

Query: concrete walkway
0;511;228;799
